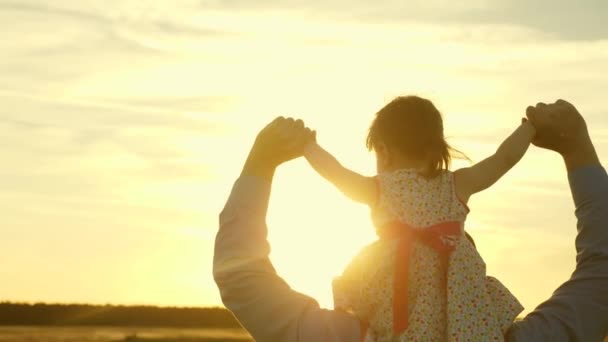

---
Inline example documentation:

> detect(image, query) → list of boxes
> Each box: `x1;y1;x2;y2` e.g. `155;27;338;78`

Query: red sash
379;221;462;334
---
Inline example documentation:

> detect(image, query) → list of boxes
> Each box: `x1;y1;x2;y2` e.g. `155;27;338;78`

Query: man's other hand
526;100;600;171
242;117;315;180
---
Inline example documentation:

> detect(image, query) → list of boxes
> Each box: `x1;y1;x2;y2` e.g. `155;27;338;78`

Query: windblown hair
366;96;467;177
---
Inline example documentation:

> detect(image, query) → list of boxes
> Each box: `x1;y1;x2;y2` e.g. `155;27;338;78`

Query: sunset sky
1;1;607;315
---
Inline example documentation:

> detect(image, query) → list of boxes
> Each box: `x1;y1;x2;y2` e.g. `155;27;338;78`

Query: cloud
0;93;225;205
0;1;109;23
0;0;234;60
97;95;240;115
0;93;230;134
467;0;608;41
0;117;50;129
5;0;606;43
0;7;159;95
0;1;150;56
0;0;233;35
0;2;249;104
198;0;608;41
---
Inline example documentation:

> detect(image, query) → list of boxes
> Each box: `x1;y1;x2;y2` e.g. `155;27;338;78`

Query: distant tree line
0;302;242;328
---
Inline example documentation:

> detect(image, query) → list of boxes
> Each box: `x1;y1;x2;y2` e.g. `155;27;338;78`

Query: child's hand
521;117;537;137
303;130;318;155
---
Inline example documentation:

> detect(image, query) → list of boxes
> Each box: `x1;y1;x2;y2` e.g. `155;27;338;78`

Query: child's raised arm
304;141;376;205
454;120;536;203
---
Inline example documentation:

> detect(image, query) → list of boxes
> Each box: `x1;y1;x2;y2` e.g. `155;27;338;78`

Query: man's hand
526;100;600;171
241;117;315;181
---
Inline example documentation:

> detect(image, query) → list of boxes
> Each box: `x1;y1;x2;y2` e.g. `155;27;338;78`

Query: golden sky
1;1;607;314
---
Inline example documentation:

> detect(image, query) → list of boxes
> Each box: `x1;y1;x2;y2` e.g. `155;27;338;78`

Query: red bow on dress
379;220;462;334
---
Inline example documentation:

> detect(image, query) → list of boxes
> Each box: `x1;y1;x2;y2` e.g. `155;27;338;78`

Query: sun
266;160;377;308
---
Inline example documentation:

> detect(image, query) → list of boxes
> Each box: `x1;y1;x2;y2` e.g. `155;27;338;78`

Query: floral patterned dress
332;169;523;341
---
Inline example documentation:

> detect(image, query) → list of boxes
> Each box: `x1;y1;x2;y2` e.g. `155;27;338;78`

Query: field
0;326;253;342
2;325;605;341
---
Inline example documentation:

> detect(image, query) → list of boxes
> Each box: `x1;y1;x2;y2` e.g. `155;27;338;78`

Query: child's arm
454;120;536;203
304;141;377;205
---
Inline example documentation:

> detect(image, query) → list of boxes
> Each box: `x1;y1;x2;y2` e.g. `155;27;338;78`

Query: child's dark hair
366;96;466;177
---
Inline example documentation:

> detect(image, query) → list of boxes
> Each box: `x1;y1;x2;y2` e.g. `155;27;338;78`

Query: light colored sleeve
213;176;362;342
507;166;608;341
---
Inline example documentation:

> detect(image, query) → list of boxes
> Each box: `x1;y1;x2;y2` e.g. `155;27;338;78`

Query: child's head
366;96;461;177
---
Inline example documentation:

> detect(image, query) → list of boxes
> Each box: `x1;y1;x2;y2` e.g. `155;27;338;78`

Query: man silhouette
214;100;608;341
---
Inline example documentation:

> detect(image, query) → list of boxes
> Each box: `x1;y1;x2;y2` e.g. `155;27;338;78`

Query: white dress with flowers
332;169;523;341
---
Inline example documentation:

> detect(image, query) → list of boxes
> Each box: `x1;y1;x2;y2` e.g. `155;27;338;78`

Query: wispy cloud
0;1;110;23
0;92;232;134
199;0;608;41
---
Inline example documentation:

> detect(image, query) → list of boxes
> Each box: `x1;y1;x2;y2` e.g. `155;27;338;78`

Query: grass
120;338;250;342
0;326;253;342
120;337;251;342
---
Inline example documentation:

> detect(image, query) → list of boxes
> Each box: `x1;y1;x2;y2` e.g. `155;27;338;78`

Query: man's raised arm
507;100;608;341
213;117;361;341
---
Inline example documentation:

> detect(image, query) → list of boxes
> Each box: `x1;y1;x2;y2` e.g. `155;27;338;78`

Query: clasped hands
242;99;595;180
